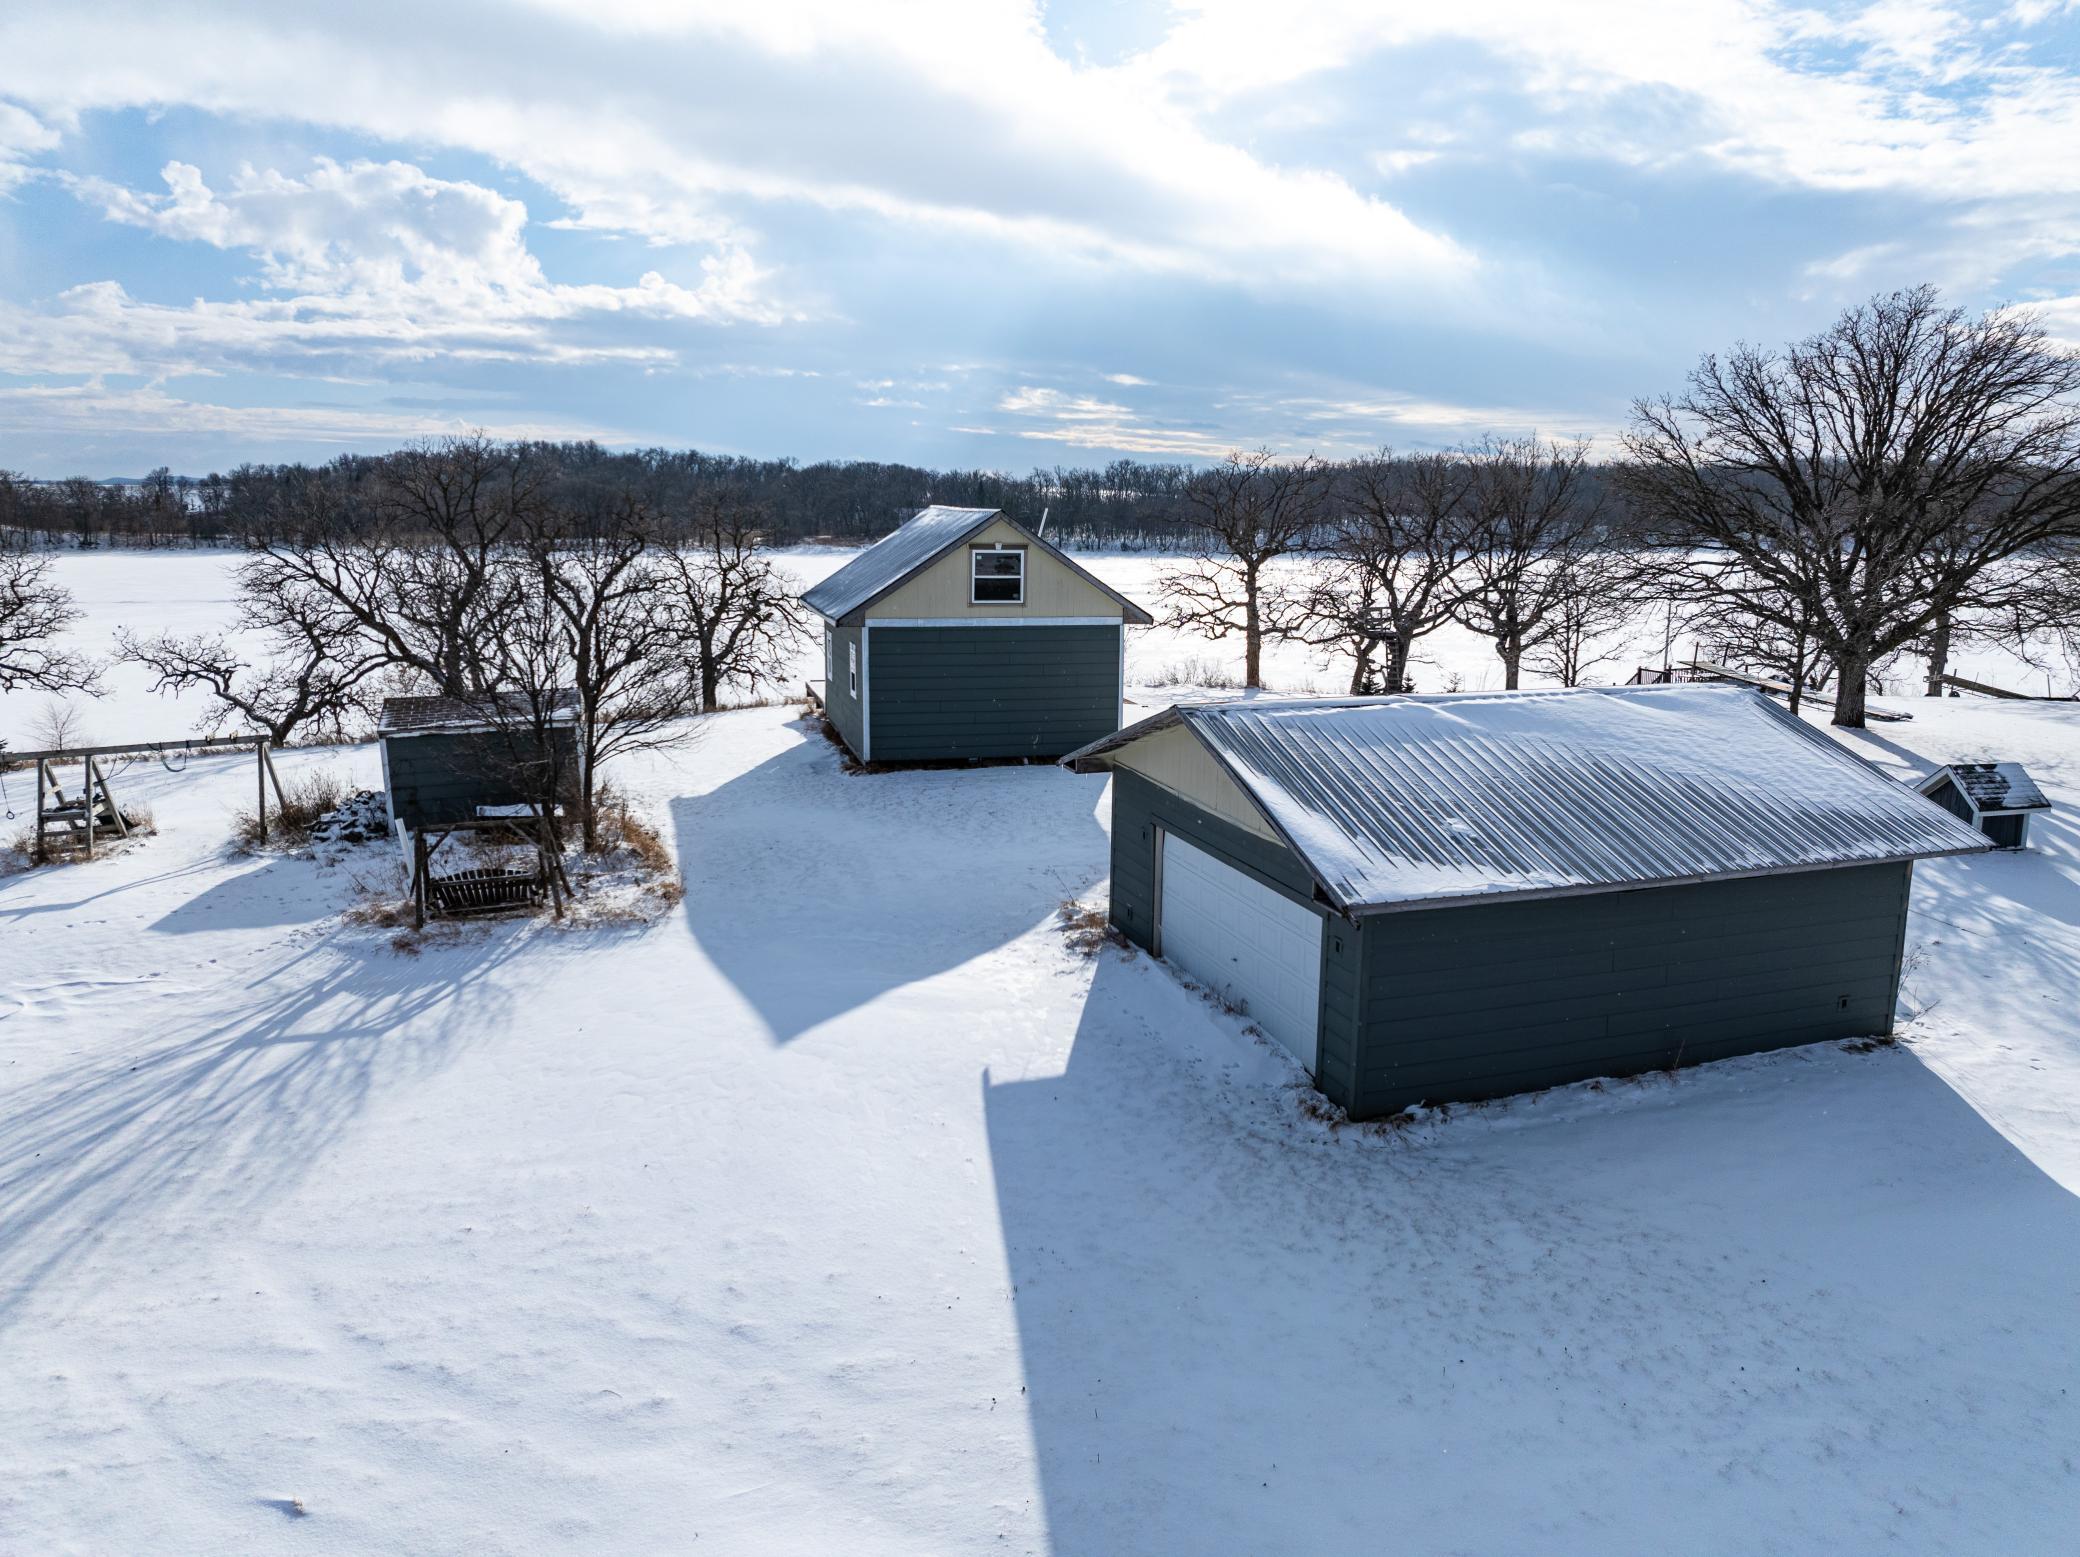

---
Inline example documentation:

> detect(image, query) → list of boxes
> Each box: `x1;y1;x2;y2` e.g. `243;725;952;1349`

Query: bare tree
1623;286;2080;727
1161;448;1329;688
245;437;537;697
1450;436;1610;690
30;698;90;752
1299;450;1473;694
1522;555;1644;687
661;494;809;714
0;552;100;696
522;496;703;851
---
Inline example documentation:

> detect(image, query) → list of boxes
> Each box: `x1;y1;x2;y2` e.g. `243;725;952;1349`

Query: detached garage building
803;506;1152;763
1065;683;1992;1118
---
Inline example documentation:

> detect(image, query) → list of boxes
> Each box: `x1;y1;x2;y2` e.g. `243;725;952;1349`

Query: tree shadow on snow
146;850;366;934
985;955;2080;1556
0;933;522;1328
670;725;1109;1044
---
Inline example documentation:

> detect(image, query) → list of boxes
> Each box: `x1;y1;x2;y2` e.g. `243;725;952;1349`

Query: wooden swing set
3;734;284;863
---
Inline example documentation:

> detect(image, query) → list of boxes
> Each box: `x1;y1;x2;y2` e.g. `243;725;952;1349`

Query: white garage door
1158;831;1324;1073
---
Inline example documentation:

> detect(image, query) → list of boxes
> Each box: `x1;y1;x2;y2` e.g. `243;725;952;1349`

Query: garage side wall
1106;768;1362;1109
869;624;1121;761
1350;861;1914;1118
823;623;866;760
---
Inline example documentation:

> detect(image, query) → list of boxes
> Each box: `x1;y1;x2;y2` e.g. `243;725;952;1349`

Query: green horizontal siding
384;726;580;829
824;624;866;760
1350;862;1913;1118
867;624;1121;761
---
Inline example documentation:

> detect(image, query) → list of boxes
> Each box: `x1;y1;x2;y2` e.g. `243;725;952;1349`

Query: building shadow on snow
984;955;2080;1555
0;932;522;1328
671;725;1109;1043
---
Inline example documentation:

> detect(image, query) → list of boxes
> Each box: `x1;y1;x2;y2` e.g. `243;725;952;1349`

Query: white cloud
0;100;58;192
1138;1;2080;201
14;157;788;381
1102;372;1151;385
0;3;1473;296
999;386;1133;419
0;381;625;445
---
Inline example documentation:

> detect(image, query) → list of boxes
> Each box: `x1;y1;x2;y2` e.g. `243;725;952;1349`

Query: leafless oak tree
245;437;537;697
518;497;702;850
1450;436;1611;690
0;552;100;696
1161;448;1329;688
1623;286;2080;727
1299;450;1474;694
662;495;809;714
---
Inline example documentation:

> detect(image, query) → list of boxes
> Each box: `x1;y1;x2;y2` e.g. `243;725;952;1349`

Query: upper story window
972;544;1026;604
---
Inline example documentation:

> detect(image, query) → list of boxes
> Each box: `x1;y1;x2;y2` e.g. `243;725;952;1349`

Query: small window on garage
848;640;859;695
972;544;1025;604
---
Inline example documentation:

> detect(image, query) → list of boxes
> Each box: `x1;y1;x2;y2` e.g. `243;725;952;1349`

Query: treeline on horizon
0;443;1635;553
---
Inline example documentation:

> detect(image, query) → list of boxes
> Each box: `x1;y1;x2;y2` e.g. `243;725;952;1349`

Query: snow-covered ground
5;554;2080;1553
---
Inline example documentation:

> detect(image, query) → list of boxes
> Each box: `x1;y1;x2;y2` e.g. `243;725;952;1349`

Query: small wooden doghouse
1064;684;1994;1119
377;692;582;832
801;505;1152;763
1917;762;2051;849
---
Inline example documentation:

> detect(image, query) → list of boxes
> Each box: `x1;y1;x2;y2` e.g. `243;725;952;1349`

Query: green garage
1065;683;1993;1118
803;506;1152;764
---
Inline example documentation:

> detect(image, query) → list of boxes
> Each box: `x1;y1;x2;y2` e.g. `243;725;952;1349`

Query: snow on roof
800;506;1006;622
1920;762;2051;814
1068;683;1994;913
378;691;579;736
798;504;1153;624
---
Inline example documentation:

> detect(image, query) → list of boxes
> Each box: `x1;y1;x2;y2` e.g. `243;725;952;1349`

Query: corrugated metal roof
1067;683;1993;913
1923;762;2051;813
800;506;1002;621
378;691;579;736
798;504;1154;624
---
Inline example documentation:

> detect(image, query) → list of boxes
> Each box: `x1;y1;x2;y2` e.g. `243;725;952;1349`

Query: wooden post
33;758;46;865
256;740;268;846
89;757;127;839
81;759;92;861
412;831;428;931
537;809;565;921
261;740;288;811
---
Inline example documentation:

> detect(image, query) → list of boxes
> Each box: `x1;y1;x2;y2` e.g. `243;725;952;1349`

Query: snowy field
4;551;2080;1552
2;546;2068;753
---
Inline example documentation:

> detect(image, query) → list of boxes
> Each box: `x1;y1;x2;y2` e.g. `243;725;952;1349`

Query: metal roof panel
1070;684;1994;912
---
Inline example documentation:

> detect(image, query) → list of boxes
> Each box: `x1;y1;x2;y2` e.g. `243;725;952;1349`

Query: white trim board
865;616;1125;628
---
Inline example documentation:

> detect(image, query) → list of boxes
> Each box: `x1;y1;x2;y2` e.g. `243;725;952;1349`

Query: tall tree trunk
1501;631;1522;691
1347;640;1374;695
701;664;721;713
1243;592;1263;689
1924;611;1951;697
1832;646;1871;728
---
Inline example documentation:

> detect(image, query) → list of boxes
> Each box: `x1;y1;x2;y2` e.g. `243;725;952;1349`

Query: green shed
1916;762;2050;850
1064;684;1994;1119
802;506;1152;764
378;693;583;834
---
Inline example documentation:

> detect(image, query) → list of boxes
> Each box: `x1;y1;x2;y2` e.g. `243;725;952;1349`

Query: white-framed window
971;544;1026;604
848;639;859;696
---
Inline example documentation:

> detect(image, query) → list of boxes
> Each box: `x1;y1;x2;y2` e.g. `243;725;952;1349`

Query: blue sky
1;0;2078;476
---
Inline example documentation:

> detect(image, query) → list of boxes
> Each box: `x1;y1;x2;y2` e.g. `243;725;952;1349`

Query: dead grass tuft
1057;899;1124;957
234;770;348;850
